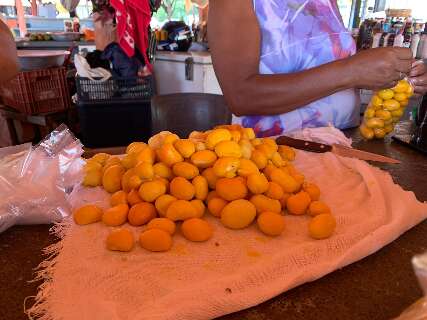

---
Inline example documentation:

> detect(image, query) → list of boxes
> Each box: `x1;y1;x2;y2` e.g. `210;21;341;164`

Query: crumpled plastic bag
0;124;84;233
394;253;427;320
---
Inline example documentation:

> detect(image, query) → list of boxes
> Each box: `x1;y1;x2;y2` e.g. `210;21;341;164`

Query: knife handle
276;136;333;153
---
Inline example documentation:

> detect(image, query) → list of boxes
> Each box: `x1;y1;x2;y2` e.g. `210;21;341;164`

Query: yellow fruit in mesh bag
191;150;218;168
111;190;128;206
247;173;269;194
230;130;242;143
182;218;213;242
202;167;218;189
170;177;195;200
121;153;139;169
250;194;281;214
242;127;256;140
257;212;286;237
374;128;387;139
286;191;311;215
309;213;336;240
270;168;299;193
126;142;147;154
174;139;196;158
371;95;383;108
128;202;157;226
215;140;242;158
106;228;134;252
392;116;401;123
191;199;206;218
137;146;156;165
103;156;121;173
391;108;404;118
278;146;296;162
251;150;268;169
360;124;374;140
378;89;394;100
216;177;248;201
135;162;154;180
127;189;143;206
139;180;167;202
102;204;129;226
307;201;331;216
192;175;208;201
103;165;125;193
90;153;110;166
375;109;392;121
139;229;172;252
303;182;321;201
208;197;228;217
406;84;414;97
393;80;410;93
383;99;400;111
147;218;176;235
239;139;254;159
213;157;240;178
166;200;198;221
400;99;409;107
156;144;184;167
364;108;375;119
394;92;408;102
237;158;260;177
221;199;257;229
73;204;103;225
265;182;284;200
206;129;232;150
153;162;173;179
172;162;199;180
365;117;385;129
128;175;143;190
83;169;103;187
155;194;177;217
384;124;394;134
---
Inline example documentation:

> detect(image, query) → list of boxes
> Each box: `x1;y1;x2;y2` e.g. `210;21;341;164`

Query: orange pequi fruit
257;212;286;237
139;229;173;252
202;167;218;189
139;180;167;202
192;175;209;201
247;173;269;194
155;194;177;217
102;204;129;226
270;168;300;193
127;189;143;206
156;143;184;167
250;194;282;214
286;191;311;215
308;213;336;240
207;197;228;217
190;199;206;218
174;139;196;158
214;140;242;158
213;157;240;178
172;162;199;180
307;201;331;216
73;204;103;225
181;218;213;242
106;228;134;252
191;150;218;169
216;177;248;201
237;158;260;177
303;182;321;201
265;182;284;200
206;128;232;150
170;177;196;200
102;164;125;193
128;202;157;226
221;199;257;229
147;218;176;235
166;200;198;221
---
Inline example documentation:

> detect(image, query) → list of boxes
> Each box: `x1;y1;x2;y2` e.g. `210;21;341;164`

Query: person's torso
233;0;360;137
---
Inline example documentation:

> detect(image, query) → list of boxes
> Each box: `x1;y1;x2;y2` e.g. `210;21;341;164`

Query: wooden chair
151;93;231;138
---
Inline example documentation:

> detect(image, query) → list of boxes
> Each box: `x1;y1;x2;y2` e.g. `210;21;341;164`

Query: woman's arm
209;0;413;116
0;21;19;82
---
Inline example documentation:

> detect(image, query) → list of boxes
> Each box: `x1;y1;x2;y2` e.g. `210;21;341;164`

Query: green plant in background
154;0;197;24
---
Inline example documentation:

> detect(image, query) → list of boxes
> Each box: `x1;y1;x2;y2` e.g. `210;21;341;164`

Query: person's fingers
413;85;427;96
410;61;426;77
410;75;427;87
393;47;413;60
394;59;412;74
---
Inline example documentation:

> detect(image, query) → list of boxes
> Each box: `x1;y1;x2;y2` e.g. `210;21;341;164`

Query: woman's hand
408;60;427;97
347;47;412;90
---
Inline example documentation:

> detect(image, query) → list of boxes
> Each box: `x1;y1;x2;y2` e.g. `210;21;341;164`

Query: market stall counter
1;123;426;320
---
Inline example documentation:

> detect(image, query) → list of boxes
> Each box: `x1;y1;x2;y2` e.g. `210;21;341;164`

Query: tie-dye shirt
232;0;360;137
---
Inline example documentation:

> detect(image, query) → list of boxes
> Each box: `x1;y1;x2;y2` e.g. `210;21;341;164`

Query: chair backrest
151;93;232;138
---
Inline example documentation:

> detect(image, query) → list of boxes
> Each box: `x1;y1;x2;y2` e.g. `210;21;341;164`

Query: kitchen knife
276;136;400;164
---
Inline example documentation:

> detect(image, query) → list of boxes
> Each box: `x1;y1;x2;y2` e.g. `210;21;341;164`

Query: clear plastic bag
0;124;84;233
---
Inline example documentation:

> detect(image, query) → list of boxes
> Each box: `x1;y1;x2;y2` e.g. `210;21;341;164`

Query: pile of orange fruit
74;125;336;253
360;79;414;140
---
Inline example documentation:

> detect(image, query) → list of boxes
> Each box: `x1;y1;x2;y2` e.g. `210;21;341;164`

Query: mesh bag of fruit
360;79;414;140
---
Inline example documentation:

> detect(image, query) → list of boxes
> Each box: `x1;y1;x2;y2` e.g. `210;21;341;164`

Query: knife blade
276;136;400;164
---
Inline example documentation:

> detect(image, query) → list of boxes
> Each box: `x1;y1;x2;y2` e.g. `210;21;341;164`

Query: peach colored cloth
29;151;427;320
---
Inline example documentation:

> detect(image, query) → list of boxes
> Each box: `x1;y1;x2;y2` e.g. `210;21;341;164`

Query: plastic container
0;67;70;115
77;99;151;148
75;76;154;103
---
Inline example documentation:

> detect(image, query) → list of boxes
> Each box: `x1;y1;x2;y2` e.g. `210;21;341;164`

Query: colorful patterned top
232;0;360;137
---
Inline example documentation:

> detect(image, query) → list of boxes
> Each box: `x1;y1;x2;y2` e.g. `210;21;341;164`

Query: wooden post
15;0;27;37
31;0;37;16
